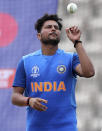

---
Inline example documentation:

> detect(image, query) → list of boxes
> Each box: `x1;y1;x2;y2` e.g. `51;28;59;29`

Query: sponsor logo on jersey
31;65;40;78
31;81;66;92
57;65;66;74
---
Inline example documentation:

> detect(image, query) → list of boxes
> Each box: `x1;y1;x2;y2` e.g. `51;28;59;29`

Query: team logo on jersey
57;65;66;74
31;65;40;78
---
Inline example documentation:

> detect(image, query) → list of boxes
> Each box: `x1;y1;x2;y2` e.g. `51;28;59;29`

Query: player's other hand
66;26;81;43
29;97;48;111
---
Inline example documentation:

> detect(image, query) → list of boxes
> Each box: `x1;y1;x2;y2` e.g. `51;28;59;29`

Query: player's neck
41;44;58;56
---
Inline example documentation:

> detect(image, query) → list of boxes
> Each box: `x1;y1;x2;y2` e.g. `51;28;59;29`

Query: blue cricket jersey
13;49;80;131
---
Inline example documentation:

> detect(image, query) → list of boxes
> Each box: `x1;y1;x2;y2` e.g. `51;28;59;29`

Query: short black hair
35;14;62;33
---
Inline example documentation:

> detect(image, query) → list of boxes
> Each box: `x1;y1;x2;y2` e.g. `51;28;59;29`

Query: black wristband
27;97;31;106
74;40;82;48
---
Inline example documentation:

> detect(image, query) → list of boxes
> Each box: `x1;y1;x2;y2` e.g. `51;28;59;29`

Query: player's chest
25;56;72;81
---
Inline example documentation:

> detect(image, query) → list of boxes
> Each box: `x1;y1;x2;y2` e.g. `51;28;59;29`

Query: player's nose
51;26;56;31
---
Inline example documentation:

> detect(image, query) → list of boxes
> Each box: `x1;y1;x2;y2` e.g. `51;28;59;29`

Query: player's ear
37;33;41;40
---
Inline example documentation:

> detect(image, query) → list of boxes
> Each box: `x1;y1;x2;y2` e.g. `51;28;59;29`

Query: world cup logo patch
31;65;40;78
57;65;66;74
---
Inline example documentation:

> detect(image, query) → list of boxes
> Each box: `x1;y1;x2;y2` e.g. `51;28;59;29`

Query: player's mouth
49;32;57;37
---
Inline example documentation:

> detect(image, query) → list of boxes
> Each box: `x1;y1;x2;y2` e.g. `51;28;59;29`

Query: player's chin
49;38;60;45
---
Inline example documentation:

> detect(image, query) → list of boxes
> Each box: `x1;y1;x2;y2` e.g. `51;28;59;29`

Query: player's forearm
75;42;95;77
12;93;28;106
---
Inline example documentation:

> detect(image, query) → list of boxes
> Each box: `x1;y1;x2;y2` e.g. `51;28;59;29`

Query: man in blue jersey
12;14;95;131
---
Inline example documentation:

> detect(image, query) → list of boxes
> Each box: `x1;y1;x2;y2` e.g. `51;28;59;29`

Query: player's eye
54;25;59;30
45;25;52;29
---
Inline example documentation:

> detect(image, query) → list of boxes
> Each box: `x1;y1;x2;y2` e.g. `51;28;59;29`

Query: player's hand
66;26;81;43
29;97;48;111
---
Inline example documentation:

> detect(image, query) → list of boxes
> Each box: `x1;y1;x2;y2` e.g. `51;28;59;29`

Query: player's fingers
74;26;79;33
73;26;77;30
37;98;48;104
34;104;44;111
71;26;75;30
71;26;76;33
69;27;76;33
76;29;81;35
75;28;79;33
71;26;80;34
70;26;77;32
66;28;70;33
36;102;48;111
69;27;73;31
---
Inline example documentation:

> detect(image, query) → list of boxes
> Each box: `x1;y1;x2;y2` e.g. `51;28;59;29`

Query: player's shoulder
22;50;41;59
58;49;74;57
58;49;79;61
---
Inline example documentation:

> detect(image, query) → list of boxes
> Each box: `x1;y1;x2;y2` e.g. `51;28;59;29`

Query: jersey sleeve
72;53;80;75
13;58;26;88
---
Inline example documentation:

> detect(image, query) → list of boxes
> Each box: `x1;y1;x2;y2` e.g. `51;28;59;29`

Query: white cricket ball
67;3;78;13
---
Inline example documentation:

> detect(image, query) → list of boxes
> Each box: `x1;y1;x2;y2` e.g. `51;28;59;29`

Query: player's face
38;20;61;45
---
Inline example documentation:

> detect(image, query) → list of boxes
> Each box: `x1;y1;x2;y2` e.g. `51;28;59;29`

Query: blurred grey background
57;0;102;131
